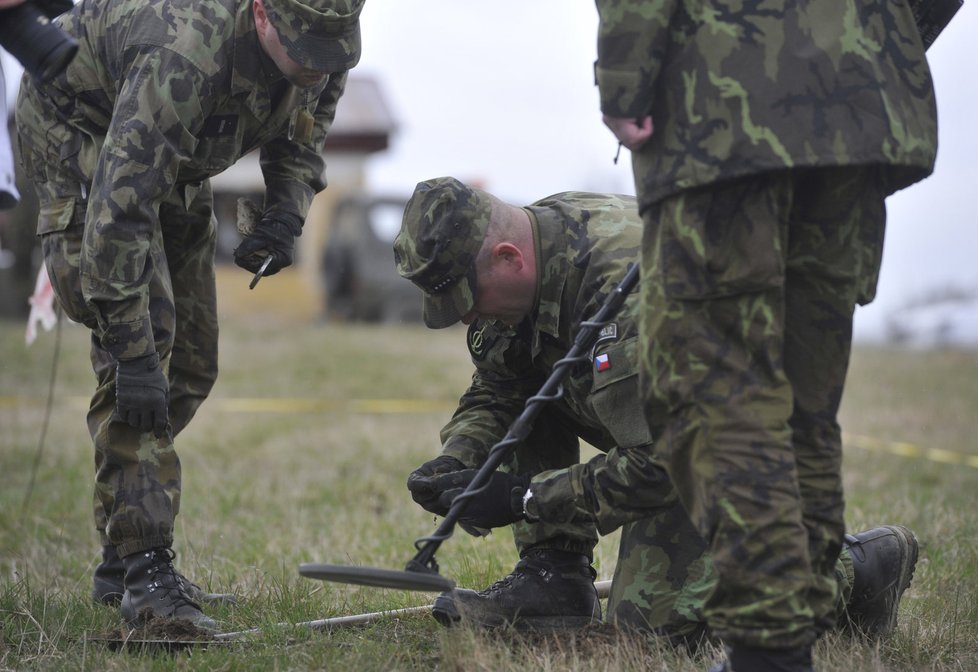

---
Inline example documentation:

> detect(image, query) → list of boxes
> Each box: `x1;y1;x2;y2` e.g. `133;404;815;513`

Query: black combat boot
92;545;127;606
120;548;218;631
709;644;814;672
93;545;236;607
431;548;601;631
841;525;919;638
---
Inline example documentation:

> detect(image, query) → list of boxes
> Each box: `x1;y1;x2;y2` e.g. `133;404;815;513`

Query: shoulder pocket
588;337;653;449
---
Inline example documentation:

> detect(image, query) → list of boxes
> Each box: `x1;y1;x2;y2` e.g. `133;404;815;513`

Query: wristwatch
521;487;538;522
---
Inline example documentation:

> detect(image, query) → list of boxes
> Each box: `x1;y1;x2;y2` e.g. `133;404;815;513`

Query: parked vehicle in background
322;194;423;323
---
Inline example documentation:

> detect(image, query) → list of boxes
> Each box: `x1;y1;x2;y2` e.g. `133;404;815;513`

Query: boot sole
886;524;919;632
431;594;599;632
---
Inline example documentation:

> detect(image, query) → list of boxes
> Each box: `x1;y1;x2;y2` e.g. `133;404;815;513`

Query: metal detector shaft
407;263;640;575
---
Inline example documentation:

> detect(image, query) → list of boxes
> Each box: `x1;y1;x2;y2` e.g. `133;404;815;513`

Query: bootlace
480;571;520;595
146;548;201;609
479;556;557;596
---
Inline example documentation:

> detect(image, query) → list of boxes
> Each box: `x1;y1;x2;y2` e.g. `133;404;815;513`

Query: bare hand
603;115;654;151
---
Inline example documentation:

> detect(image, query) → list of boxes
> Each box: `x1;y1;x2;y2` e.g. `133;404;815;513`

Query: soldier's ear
253;0;269;30
490;242;524;269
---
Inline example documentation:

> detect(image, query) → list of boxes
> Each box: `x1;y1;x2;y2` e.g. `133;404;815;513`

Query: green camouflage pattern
17;0;347;360
437;191;699;634
638;167;890;648
609;519;857;645
435;191;856;639
15;0;348;555
394;177;493;329
594;0;938;210
437;191;645;480
265;0;364;72
25;155;219;555
608;512;712;644
596;0;937;648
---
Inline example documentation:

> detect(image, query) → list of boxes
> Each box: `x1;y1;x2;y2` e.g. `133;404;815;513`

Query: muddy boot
120;548;218;631
431;549;601;631
841;525;919;638
94;545;236;607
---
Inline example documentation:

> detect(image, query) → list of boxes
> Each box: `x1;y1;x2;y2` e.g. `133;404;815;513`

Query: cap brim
422;277;475;329
284;23;361;72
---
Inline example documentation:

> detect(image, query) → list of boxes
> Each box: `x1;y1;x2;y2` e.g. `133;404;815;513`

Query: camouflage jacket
440;192;664;534
19;0;346;358
594;0;938;210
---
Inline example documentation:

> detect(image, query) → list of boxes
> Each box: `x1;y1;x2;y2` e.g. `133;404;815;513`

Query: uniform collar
524;206;568;357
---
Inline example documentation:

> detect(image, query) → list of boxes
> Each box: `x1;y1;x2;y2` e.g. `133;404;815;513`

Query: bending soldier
16;0;364;629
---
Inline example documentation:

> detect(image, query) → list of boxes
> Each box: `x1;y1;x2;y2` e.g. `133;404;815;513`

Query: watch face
521;488;535;520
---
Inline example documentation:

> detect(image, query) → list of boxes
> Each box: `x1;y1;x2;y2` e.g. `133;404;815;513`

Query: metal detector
300;263;640;592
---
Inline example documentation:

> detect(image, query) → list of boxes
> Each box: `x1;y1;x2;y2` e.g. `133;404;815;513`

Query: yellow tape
4;396;975;469
844;433;978;470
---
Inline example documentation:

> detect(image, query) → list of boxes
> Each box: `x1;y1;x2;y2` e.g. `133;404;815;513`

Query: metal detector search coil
299;563;455;592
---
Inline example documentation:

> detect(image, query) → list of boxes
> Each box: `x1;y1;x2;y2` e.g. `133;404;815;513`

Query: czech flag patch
595;353;611;372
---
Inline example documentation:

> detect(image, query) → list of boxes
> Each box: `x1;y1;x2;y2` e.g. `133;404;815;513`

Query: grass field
1;311;977;671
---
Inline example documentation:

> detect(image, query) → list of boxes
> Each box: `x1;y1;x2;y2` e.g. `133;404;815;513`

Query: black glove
406;455;468;516
233;214;302;276
428;469;530;530
114;352;169;437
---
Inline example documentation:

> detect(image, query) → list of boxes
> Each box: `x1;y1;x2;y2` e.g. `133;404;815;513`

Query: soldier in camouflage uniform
15;0;363;629
397;177;918;647
592;1;938;669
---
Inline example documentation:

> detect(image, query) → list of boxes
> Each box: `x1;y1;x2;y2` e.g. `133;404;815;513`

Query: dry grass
1;313;976;671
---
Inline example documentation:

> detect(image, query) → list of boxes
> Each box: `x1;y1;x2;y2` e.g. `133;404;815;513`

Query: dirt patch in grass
91;610;219;651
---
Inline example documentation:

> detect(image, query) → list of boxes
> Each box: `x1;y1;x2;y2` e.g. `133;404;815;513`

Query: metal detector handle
407;263;640;574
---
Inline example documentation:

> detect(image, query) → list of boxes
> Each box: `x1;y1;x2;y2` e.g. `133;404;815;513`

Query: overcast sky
353;1;977;342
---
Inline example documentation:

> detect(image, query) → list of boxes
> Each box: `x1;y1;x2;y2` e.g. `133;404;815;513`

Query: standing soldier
593;1;938;669
397;176;919;646
15;0;364;629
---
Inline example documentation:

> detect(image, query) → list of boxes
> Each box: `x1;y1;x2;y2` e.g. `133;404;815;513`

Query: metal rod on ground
214;580;614;639
406;263;640;578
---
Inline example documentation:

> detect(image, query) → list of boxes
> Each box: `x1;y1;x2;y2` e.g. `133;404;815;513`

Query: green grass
1;315;977;670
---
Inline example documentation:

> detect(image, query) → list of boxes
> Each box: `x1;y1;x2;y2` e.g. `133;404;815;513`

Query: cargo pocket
37;196;78;236
659;176;788;301
588;337;655;449
37;197;93;327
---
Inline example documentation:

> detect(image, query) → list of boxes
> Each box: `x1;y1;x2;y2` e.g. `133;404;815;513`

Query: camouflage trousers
638;166;886;648
505;407;855;644
17;107;219;557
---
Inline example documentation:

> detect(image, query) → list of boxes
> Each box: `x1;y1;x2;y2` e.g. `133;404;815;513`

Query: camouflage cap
264;0;363;73
394;177;492;329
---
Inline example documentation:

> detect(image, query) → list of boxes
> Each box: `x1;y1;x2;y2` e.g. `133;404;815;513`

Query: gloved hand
114;352;169;437
233;213;302;276
406;454;468;516
428;469;531;530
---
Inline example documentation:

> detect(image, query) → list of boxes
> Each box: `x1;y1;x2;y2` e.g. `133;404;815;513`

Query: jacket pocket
588;337;654;449
36;196;80;235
